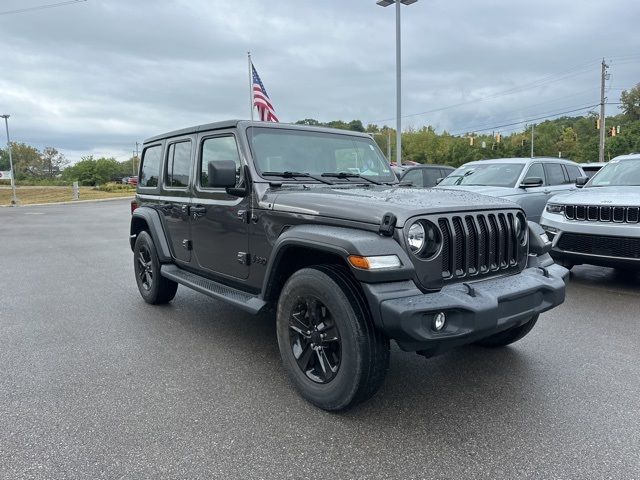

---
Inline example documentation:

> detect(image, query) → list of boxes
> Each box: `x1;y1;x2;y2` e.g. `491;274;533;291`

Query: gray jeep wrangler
130;120;568;411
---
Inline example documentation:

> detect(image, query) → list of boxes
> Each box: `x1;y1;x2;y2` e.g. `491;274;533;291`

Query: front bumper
540;213;640;268
362;263;568;354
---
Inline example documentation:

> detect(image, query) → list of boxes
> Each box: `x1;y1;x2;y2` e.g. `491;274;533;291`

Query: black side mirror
435;177;443;185
520;177;544;188
208;160;237;188
575;176;589;188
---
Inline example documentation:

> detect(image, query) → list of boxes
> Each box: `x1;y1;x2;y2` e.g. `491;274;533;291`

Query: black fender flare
261;224;415;298
130;206;172;263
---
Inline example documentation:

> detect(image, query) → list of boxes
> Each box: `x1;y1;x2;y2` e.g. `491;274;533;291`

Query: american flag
252;63;279;122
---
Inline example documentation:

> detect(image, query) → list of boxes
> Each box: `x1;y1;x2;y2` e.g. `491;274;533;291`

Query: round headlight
407;221;441;258
514;213;527;245
407;222;425;253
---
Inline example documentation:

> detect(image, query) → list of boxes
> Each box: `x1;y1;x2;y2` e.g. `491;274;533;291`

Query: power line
449;104;599;137
367;58;602;124
0;0;87;16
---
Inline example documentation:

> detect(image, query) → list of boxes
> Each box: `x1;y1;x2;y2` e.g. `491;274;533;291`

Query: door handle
190;205;206;218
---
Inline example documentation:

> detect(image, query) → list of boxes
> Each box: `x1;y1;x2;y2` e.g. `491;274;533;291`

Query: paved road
1;199;639;479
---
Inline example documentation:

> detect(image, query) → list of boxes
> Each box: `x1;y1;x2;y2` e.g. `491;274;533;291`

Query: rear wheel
474;314;538;348
133;231;178;304
276;266;389;411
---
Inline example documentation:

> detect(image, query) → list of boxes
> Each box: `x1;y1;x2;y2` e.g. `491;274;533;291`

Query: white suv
540;153;640;270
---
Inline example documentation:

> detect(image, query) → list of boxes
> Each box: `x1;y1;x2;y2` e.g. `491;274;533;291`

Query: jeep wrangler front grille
439;212;519;280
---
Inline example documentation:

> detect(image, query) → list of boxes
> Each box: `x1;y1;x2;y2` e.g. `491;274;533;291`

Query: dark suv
130;120;568;411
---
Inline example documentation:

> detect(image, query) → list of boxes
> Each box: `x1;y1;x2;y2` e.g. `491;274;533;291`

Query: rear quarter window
139;144;162;188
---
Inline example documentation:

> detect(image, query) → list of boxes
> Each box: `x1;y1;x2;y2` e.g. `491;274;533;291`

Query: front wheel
474;314;539;348
276;266;389;411
133;231;178;305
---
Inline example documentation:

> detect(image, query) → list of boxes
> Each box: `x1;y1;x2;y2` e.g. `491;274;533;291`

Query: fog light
433;312;446;331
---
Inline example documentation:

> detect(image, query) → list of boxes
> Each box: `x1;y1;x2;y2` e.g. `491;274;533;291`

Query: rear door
160;136;194;264
401;168;424;187
190;130;250;280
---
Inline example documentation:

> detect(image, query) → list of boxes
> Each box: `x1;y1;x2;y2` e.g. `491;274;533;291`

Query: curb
1;196;135;208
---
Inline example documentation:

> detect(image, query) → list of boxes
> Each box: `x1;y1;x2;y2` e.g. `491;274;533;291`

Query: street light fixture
376;0;418;166
1;114;19;206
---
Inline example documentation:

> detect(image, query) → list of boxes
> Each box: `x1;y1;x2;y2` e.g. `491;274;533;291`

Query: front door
519;162;548;223
190;131;250;280
161;137;194;264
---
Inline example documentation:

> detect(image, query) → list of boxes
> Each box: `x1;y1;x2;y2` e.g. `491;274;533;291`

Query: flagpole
248;51;254;121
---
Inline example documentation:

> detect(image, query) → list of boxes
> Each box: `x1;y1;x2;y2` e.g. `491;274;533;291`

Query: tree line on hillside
2;83;639;184
0;144;139;186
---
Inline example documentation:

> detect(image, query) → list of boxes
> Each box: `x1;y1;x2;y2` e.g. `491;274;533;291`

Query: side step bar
160;264;267;314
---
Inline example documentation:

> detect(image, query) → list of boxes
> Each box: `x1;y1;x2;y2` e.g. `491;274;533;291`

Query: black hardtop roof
143;120;374;144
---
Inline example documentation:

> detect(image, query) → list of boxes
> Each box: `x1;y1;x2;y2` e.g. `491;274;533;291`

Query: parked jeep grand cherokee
541;153;640;270
130;120;568;411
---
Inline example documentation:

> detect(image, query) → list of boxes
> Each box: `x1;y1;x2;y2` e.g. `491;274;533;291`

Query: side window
165;141;192;188
525;163;546;185
423;168;441;187
402;169;424;187
139;145;161;187
440;169;453;179
200;136;242;188
544;163;567;186
564;165;581;183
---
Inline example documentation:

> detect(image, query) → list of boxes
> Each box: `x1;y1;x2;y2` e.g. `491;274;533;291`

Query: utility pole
598;58;609;163
530;124;534;158
387;130;391;162
133;142;140;175
1;114;19;206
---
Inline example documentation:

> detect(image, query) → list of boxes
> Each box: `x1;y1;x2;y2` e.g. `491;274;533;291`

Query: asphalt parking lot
1;199;639;479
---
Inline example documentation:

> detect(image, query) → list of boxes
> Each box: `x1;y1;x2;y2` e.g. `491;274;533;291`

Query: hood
258;184;518;227
549;186;640;207
436;185;519;198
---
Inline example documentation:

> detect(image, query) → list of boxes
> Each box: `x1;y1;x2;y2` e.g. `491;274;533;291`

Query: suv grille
565;205;640;224
438;212;520;280
557;233;640;259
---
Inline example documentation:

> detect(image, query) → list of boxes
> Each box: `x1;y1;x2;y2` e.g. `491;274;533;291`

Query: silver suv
436;158;585;223
540;153;640;270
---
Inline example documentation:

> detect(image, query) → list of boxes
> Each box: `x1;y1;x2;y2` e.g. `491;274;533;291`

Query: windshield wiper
262;171;334;185
321;171;382;185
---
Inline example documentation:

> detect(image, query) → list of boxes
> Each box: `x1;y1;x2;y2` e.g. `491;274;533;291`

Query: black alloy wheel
136;245;154;291
276;266;390;411
133;231;178;305
289;296;341;384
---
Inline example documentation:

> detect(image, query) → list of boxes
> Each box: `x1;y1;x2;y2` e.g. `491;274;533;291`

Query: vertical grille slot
628;207;639;223
438;218;451;278
565;205;575;219
600;206;611;221
587;206;599;221
488;214;499;269
465;216;478;275
613;207;625;222
452;217;465;276
477;215;489;273
576;205;586;220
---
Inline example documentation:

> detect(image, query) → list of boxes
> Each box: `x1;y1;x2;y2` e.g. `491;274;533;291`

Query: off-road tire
276;266;390;411
133;231;178;305
474;314;539;348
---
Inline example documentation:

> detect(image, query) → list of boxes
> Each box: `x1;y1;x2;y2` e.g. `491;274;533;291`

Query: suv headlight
514;213;528;246
546;203;564;214
407;221;441;258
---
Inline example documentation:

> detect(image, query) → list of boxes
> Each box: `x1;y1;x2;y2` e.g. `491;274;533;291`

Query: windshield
438;163;524;188
247;127;396;182
588;159;640;187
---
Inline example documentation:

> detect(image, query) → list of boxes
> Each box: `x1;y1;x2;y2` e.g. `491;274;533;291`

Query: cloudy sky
0;0;638;163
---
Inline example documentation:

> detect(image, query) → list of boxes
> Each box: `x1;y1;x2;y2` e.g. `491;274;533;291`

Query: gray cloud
0;0;638;162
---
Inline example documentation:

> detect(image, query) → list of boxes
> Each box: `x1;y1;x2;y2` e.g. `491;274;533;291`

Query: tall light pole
376;0;418;167
1;114;19;206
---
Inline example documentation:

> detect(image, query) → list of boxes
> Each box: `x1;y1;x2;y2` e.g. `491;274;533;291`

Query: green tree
620;83;640;120
9;142;42;179
41;147;69;178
